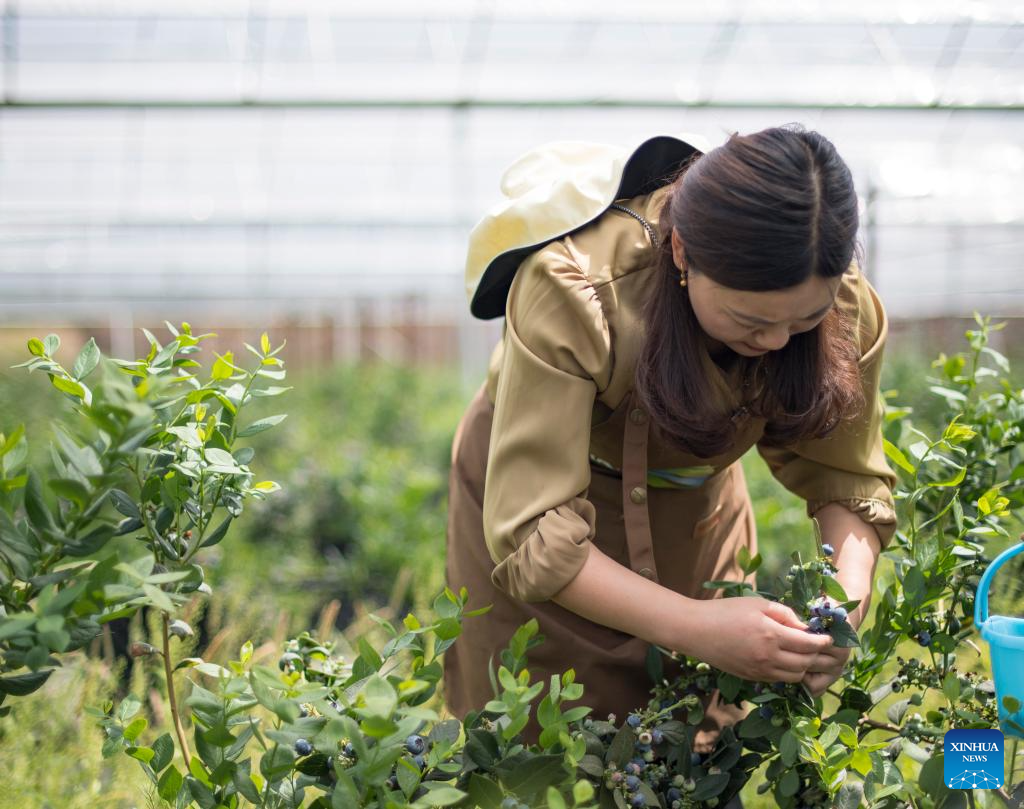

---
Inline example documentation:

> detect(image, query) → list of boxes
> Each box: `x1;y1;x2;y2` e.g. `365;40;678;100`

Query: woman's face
672;229;841;358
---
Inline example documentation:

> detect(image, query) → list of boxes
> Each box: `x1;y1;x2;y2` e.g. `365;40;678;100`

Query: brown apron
443;383;755;749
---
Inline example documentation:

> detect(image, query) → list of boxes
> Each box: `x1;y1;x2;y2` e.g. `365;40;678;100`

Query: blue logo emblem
944;729;1004;789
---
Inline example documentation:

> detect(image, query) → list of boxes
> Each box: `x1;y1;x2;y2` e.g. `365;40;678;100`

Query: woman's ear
670;227;686;271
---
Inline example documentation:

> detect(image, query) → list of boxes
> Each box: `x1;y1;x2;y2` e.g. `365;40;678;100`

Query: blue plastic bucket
974;541;1024;739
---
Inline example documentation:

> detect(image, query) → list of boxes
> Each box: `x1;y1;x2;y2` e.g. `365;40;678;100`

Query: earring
677;265;688;288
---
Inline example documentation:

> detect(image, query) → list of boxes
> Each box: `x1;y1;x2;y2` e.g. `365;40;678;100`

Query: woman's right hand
682;596;835;683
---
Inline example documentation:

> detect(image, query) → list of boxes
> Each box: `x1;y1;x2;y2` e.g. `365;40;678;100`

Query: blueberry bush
1;315;1022;808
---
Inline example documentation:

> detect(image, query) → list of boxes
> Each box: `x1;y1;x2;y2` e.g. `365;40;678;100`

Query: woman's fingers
776;624;835;655
765;649;823;680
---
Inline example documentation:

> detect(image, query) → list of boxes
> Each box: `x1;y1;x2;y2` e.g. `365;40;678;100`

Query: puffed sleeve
483;240;612;602
755;266;899;548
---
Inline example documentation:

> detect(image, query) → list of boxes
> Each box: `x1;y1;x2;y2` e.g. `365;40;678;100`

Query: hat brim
469;134;705;320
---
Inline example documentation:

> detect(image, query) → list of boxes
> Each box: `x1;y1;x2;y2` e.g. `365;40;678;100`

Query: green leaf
210;351;237;381
929;385;967;402
396;756;421;799
606;724;635;765
942;672;961;702
331;769;359;808
357;636;383;672
360;673;397;720
47;478;90;508
186;776;218;809
779;730;799;766
411;786;468;807
200;516;232;548
123;716;148;743
829;619;861;648
72;338;101;380
158;765;184;801
24;469;57;535
127;745;155;764
690;772;730;801
466;773;503;809
500;754;566;800
883;439;916;475
821;576;849;602
28;338;46;357
0;669;52;696
151;732;175;772
835;781;864;809
546;787;568;809
0;424;26;458
465;729;500;769
237;414;288;438
851;748;873;775
927;466;966;488
918;754;947;799
51;375;87;400
903;566;925;601
43;334;60;355
779;768;800;798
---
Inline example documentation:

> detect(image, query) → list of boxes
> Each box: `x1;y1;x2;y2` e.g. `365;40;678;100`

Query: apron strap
621;389;659;583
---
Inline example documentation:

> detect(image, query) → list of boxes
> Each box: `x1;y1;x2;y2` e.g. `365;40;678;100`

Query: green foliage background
0;338;1022;808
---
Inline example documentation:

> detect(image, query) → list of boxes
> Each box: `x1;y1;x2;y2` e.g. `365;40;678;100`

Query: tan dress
443;183;898;746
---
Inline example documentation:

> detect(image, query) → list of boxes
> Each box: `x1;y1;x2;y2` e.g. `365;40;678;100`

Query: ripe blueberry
294;739;312;756
833;606;848;622
917;630;932;646
627;714;642;728
651;729;664;744
626;775;640;791
758;705;773;720
808;617;823;632
631;795;645;807
406;735;427;755
667;788;682;802
822;544;834;557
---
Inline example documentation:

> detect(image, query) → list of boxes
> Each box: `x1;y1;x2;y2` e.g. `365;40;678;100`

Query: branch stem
162;613;192;764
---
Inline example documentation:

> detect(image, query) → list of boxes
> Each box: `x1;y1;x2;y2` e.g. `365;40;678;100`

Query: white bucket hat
465;132;712;320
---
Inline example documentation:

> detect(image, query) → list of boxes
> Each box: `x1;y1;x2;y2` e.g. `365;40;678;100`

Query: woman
443;124;897;755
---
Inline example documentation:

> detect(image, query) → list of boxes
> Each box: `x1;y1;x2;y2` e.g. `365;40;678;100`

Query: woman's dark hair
636;123;866;458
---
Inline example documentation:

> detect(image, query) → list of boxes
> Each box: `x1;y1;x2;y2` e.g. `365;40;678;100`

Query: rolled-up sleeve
483;241;612;602
755;267;899;549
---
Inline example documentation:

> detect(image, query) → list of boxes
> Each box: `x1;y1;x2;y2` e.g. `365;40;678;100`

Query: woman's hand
682;597;835;683
801;607;864;697
801;644;852;697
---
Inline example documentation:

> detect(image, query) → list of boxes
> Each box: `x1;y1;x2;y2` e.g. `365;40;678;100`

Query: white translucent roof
1;0;1023;320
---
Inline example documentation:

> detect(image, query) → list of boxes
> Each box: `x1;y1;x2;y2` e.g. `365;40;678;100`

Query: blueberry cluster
405;734;429;771
892;656;942;693
593;702;731;809
804;597;848;634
